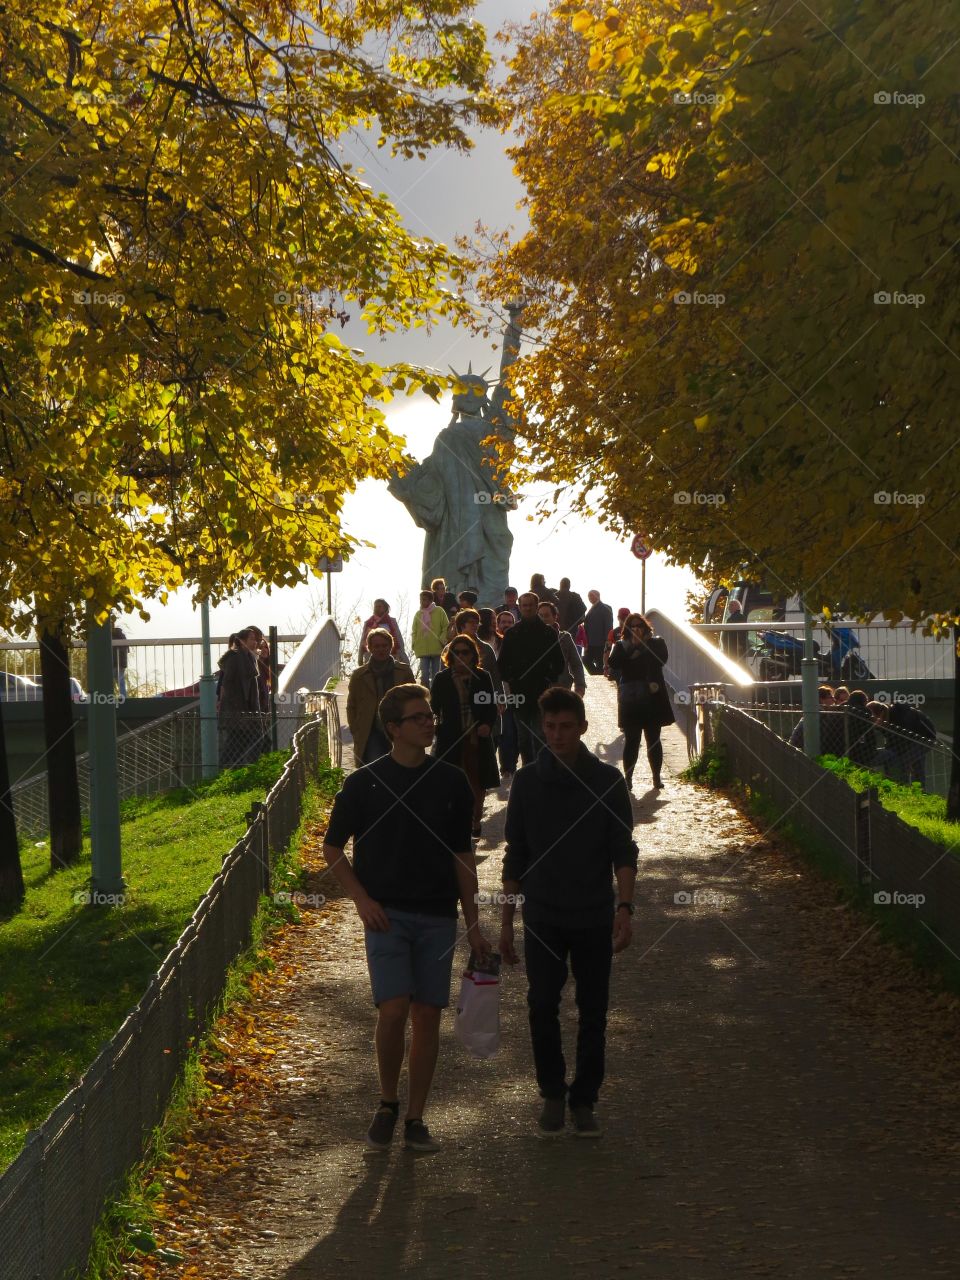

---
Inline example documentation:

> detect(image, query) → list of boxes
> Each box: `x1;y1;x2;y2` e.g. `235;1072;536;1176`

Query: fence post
856;788;875;888
247;802;269;894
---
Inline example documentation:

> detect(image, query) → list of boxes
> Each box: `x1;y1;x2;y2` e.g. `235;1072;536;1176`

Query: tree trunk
948;625;960;822
0;700;25;908
40;624;83;869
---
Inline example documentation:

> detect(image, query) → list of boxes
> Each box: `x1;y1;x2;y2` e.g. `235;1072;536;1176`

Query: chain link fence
10;691;341;843
711;703;960;952
0;706;338;1280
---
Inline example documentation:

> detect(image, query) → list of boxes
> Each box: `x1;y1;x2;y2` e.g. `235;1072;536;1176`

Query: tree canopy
486;0;960;625
0;0;496;632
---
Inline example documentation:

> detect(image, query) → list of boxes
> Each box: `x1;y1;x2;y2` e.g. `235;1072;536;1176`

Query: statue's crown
449;361;493;388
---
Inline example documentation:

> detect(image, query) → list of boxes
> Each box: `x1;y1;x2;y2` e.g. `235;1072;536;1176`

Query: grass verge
0;753;288;1173
820;754;960;851
80;764;340;1280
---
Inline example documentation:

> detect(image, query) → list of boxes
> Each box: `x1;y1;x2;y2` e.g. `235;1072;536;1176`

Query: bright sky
133;0;700;642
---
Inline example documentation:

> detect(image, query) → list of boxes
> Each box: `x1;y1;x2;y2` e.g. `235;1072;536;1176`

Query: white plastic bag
454;970;501;1059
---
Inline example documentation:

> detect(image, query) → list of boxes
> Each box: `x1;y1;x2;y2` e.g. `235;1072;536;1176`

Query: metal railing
0;713;335;1280
695;620;954;683
0;634;307;700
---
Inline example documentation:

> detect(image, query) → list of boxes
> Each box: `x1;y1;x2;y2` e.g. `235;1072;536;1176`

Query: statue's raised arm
486;301;525;434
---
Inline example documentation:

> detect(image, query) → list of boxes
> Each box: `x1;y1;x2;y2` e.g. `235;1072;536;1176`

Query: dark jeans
524;917;613;1108
498;709;519;773
878;744;928;789
514;704;545;766
585;644;604;674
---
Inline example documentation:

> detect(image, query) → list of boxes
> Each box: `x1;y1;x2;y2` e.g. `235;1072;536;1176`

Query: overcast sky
136;0;699;642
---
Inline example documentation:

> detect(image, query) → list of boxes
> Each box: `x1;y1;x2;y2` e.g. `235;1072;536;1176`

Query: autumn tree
488;0;960;812
0;0;497;894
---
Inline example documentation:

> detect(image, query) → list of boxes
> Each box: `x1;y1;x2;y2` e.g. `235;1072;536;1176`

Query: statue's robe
388;414;513;607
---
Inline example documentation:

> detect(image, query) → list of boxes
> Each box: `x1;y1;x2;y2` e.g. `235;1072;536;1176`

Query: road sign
631;535;653;561
316;555;343;572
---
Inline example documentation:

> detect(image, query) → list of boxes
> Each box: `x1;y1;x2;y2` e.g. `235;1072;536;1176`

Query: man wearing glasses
323;684;491;1153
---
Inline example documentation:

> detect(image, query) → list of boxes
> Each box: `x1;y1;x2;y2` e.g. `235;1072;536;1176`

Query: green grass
819;754;960;851
680;743;732;788
0;752;290;1174
81;770;340;1280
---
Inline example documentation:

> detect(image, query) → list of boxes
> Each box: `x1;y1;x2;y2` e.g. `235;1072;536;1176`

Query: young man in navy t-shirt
324;684;491;1152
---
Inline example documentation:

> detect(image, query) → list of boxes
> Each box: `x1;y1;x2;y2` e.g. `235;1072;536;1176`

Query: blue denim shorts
364;909;459;1008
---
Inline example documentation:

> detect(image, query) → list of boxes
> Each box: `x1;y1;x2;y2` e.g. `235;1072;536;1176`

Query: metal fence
0;634;307;700
0;706;338;1280
695;619;954;683
708;700;955;799
10;702;202;841
10;691;339;843
711;703;960;953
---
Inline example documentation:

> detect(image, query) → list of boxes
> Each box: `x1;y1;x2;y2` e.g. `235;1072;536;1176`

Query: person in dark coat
607;613;675;790
843;689;876;765
869;699;938;788
556;578;587;635
431;634;499;837
430;576;459;617
530;573;559;608
217;628;261;766
497;592;565;765
583;590;613;675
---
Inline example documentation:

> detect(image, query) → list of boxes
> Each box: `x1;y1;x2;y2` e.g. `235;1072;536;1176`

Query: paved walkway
150;679;960;1279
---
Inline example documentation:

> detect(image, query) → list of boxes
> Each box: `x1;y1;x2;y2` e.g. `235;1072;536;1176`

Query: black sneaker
365;1104;398;1151
570;1104;602;1138
404;1118;441;1153
537;1096;566;1138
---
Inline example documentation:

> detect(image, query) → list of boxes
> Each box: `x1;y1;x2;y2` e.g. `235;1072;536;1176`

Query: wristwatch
617;902;635;915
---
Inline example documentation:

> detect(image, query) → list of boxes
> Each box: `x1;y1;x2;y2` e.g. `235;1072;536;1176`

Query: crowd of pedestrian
331;572;673;1151
789;683;939;788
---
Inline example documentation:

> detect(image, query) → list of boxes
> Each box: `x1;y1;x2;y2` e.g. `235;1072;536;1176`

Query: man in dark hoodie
497;591;564;764
500;687;638;1138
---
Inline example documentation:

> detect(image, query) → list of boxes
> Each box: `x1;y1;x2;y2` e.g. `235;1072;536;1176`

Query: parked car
27;674;89;702
161;681;201;698
0;672;43;701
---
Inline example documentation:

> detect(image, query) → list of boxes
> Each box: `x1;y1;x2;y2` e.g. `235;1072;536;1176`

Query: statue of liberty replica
388;303;524;606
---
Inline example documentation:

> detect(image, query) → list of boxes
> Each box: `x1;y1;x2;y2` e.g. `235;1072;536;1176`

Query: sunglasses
450;647;474;657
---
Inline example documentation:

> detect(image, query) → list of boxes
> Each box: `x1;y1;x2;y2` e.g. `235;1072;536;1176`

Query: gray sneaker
537;1096;566;1138
404;1119;441;1153
570;1104;602;1138
365;1105;398;1151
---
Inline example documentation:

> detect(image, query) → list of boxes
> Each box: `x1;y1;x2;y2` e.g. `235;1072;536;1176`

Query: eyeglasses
397;712;438;726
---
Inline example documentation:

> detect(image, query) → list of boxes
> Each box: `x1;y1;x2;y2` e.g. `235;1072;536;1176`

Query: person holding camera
607;612;674;790
430;633;499;838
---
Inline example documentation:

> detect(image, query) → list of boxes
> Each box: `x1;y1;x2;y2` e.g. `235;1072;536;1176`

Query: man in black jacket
556;577;587;635
501;687;637;1138
496;591;564;764
583;590;613;674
